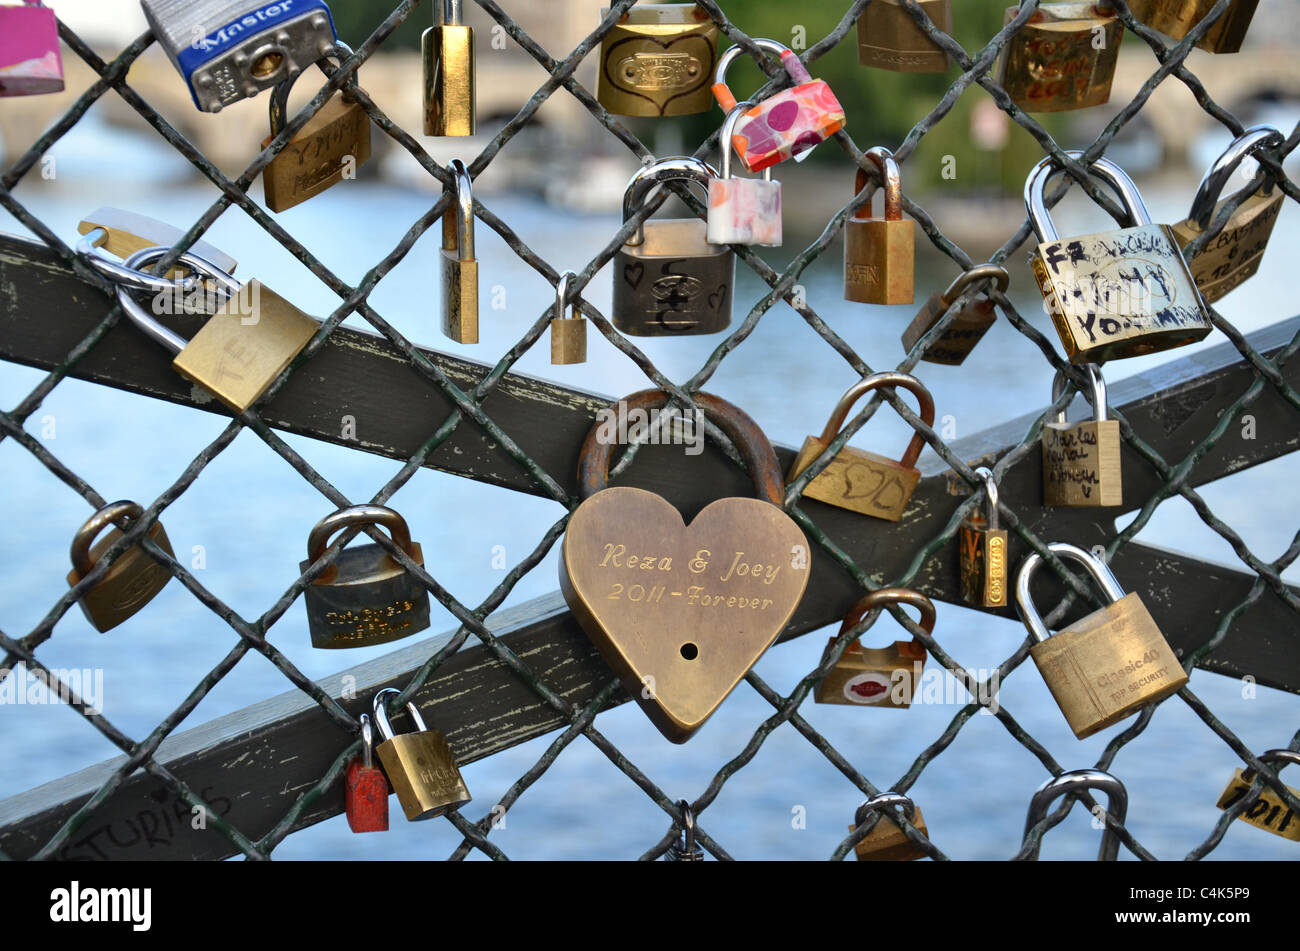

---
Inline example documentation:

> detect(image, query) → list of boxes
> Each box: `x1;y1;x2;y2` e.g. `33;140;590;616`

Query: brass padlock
612;157;734;336
844;148;914;305
550;270;587;365
1041;365;1121;508
787;372;934;522
78;207;238;279
1127;0;1258;54
996;3;1123;112
1020;769;1127;859
1216;749;1300;842
300;505;432;649
1016;543;1188;740
1026;153;1211;363
1170;125;1284;305
262;43;372;213
665;800;705;861
371;687;471;821
850;792;930;861
66;501;174;633
816;588;932;708
441;159;479;343
596;3;718;117
858;0;953;72
960;467;1008;609
900;264;1010;365
423;0;475;136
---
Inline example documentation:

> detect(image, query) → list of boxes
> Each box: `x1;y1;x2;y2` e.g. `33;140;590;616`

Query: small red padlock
345;713;390;833
0;1;64;97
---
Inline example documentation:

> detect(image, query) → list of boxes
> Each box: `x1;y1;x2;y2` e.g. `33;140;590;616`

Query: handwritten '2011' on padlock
560;390;810;743
1026;152;1211;363
139;0;339;113
261;43;372;213
371;687;471;821
815;588;932;708
706;100;782;247
786;372;934;522
996;3;1123;112
1041;364;1121;507
960;468;1008;609
613;157;733;336
66;501;174;634
1171;125;1284;305
440;159;479;343
858;0;952;73
0;0;63;96
300;504;431;649
1216;749;1300;843
1016;543;1188;740
851;792;930;861
844;148;914;305
901;264;1009;365
423;0;475;135
711;38;846;173
1020;769;1127;860
596;3;719;117
1127;0;1258;54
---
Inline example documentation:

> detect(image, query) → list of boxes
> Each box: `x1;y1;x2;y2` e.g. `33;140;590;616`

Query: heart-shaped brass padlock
560;390;810;743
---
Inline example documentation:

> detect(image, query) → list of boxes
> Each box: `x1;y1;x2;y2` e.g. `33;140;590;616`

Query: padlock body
596;4;718;117
959;522;1008;608
901;291;996;364
1031;223;1211;363
996;3;1123;112
728;82;846;173
345;758;390;833
612;219;734;336
422;24;475;136
441;250;479;344
852;805;929;861
788;437;921;522
262;96;372;212
815;637;925;707
78;208;238;277
550;317;587;365
1171;190;1283;304
172;280;318;413
300;541;431;649
374;730;471;821
0;2;63;96
1128;0;1258;54
858;0;952;73
1041;419;1122;508
844;216;914;305
1030;593;1188;739
140;0;338;113
66;521;174;633
1216;768;1300;841
706;178;782;247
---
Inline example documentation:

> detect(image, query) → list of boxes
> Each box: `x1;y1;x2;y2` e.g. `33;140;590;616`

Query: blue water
1;110;1299;860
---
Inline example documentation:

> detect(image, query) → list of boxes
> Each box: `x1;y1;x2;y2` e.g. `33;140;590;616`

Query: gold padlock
858;0;953;72
960;467;1008;609
816;588;932;708
550;270;587;365
1042;365;1121;508
844;148;914;305
1216;749;1300;842
997;3;1123;112
850;792;930;861
423;0;475;136
596;3;719;117
1127;0;1258;54
787;372;934;522
900;264;1010;365
66;501;174;633
371;687;471;821
1170;126;1285;305
1016;542;1188;740
441;159;479;344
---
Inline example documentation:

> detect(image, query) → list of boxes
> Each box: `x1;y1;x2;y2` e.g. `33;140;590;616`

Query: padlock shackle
1245;749;1300;781
440;0;463;25
1186;125;1284;231
116;246;243;356
359;712;375;769
852;147;903;222
78;231;203;297
442;158;475;258
622;156;719;246
554;269;576;321
1015;542;1127;644
1021;768;1128;861
678;799;697;852
69;500;147;578
719;100;771;182
306;504;417;566
939;263;1009;308
817;371;935;471
1051;363;1108;425
578;389;784;504
1025;152;1152;243
839;587;935;653
854;791;917;828
973;466;999;531
371;686;429;742
268;42;359;137
711;37;793;112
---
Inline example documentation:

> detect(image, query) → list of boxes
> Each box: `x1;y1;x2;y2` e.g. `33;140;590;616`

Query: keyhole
251;52;285;79
680;643;698;660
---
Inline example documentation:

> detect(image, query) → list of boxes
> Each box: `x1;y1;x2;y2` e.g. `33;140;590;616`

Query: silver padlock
1019;768;1128;860
665;800;704;861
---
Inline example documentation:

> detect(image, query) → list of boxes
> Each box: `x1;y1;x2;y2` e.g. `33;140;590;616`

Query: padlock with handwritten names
1216;749;1300;842
901;264;1009;365
423;0;475;135
596;3;718;117
996;2;1123;112
816;588;932;709
0;0;63;96
851;792;930;861
1041;365;1121;508
66;501;174;633
960;467;1008;609
1128;0;1258;54
345;713;389;833
371;687;471;821
858;0;952;73
706;99;782;247
844;148;914;305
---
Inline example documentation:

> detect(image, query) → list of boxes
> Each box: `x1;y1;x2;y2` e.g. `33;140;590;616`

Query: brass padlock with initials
997;3;1123;112
1216;749;1300;842
816;588;932;708
596;3;718;117
613;157;734;336
371;687;471;821
844;148;914;305
66;501;174;633
787;372;934;522
550;270;587;365
1042;365;1121;508
1171;125;1284;305
901;264;1010;365
423;0;475;136
851;792;930;861
1016;543;1188;740
1026;153;1211;363
441;159;479;343
300;505;431;649
960;467;1008;609
1127;0;1258;54
858;0;953;72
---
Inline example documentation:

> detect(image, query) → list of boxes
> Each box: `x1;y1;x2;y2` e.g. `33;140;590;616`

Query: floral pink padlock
0;0;63;97
711;38;845;174
707;99;782;247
